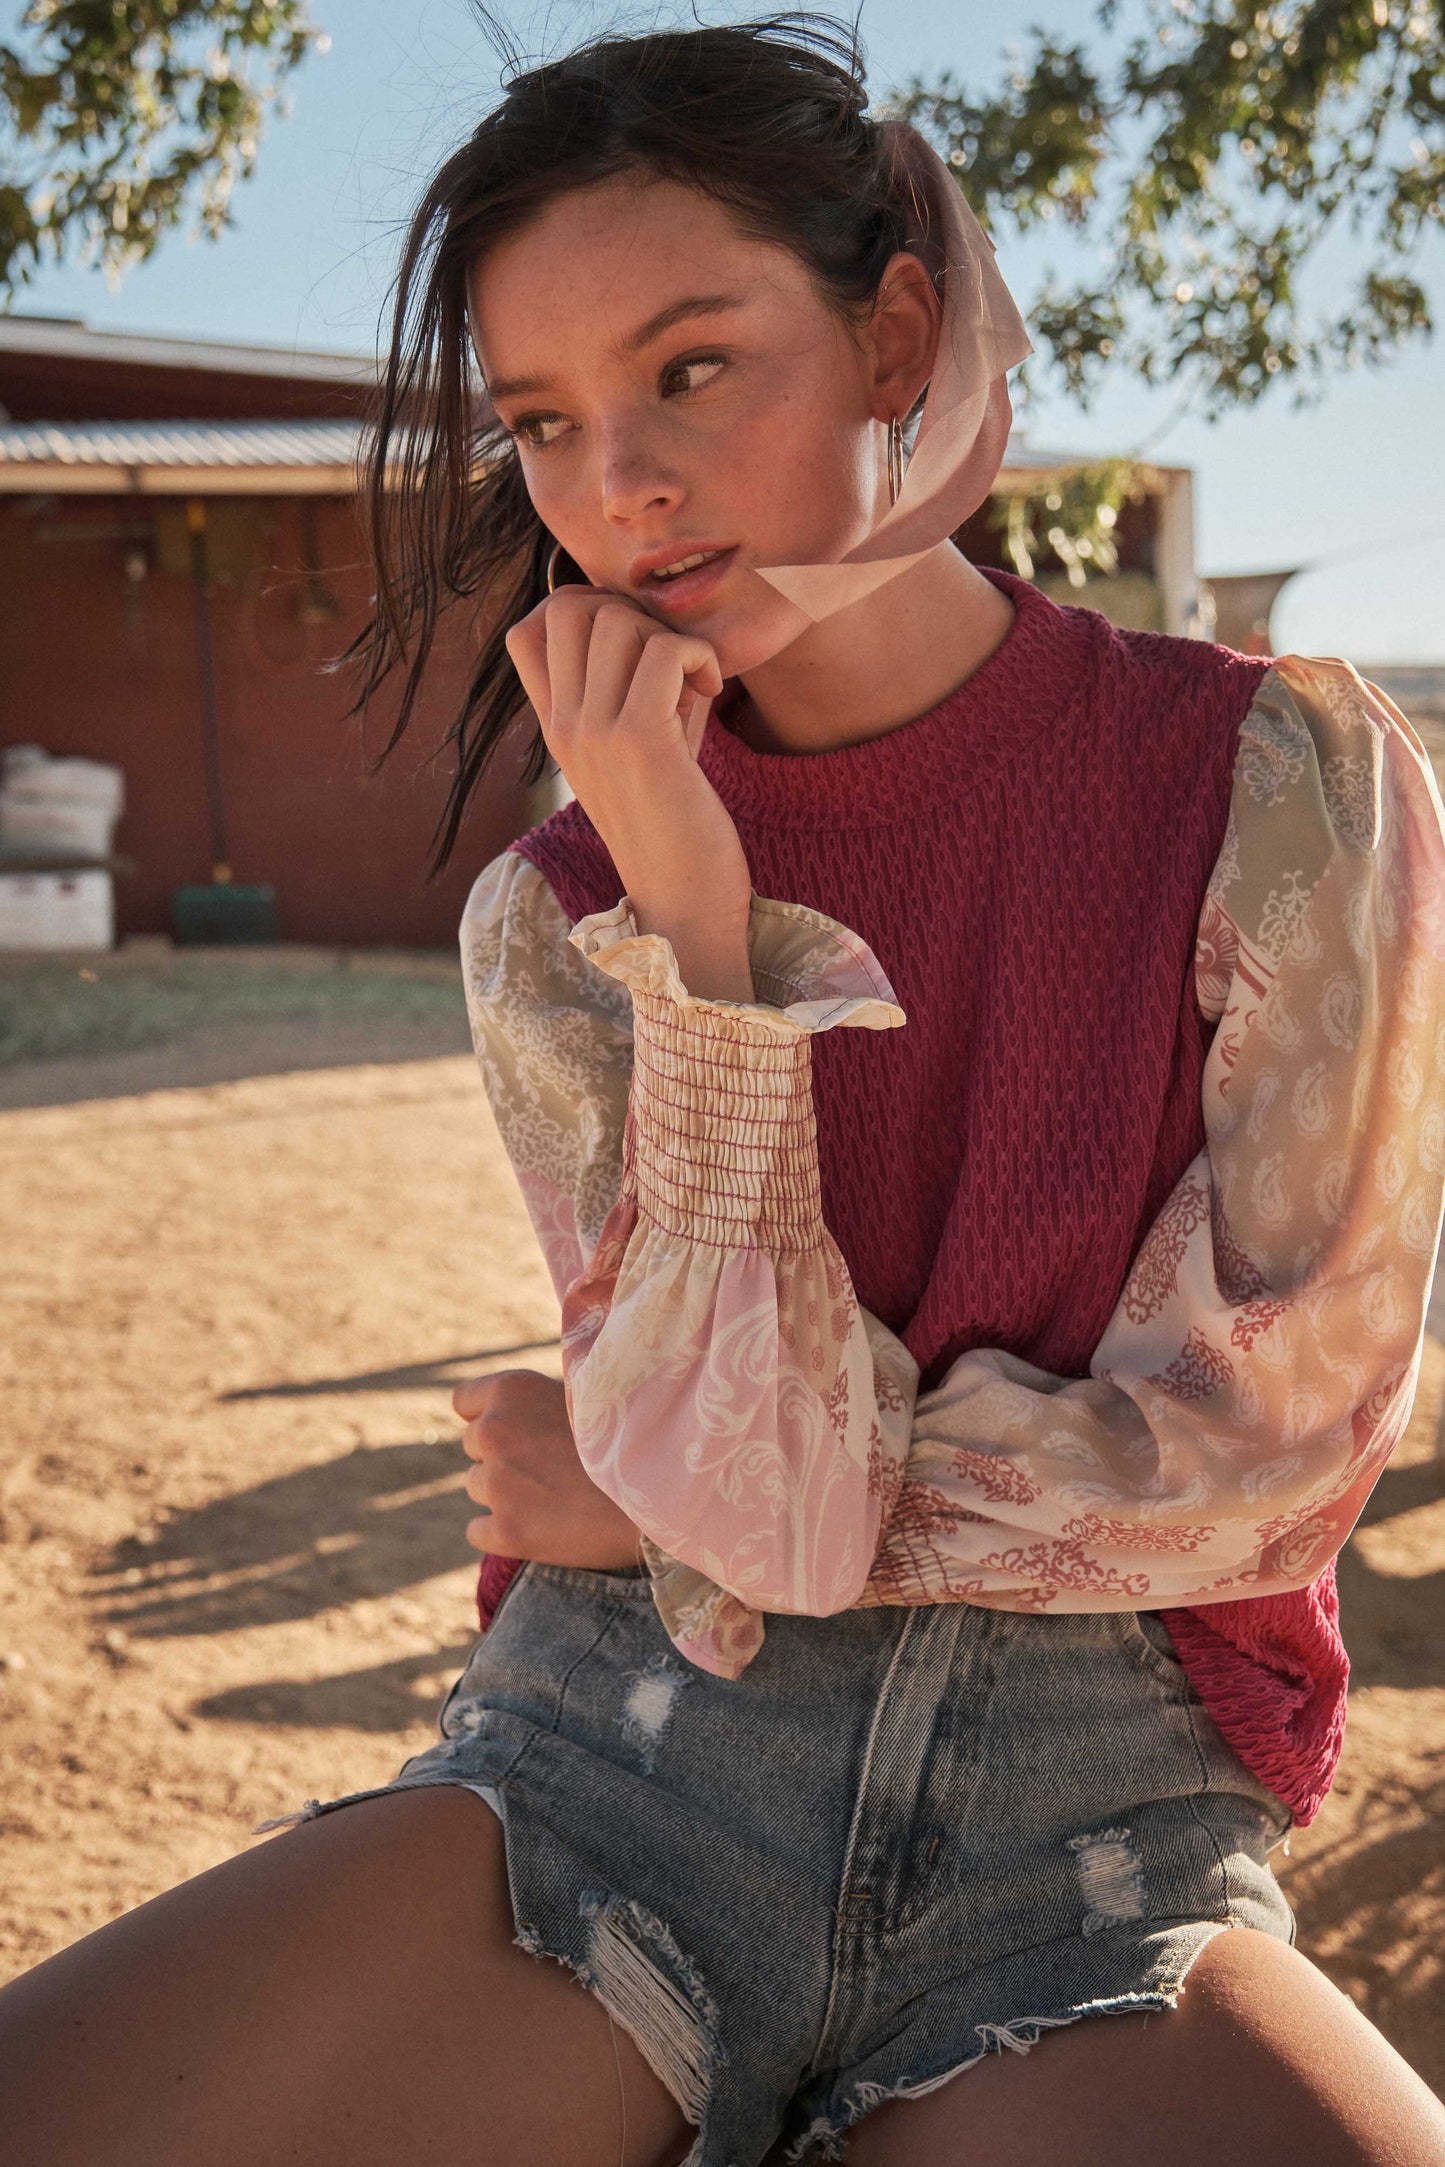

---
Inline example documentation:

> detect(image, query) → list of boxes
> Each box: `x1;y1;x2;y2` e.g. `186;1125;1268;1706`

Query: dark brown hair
346;11;930;874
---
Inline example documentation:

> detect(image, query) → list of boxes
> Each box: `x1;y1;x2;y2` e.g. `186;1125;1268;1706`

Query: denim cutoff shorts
272;1561;1296;2167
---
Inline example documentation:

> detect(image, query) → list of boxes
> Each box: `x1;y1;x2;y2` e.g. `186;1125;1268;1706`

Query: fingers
452;1366;559;1426
576;601;650;726
679;685;711;757
504;585;610;726
545;589;609;724
465;1514;499;1554
670;632;725;702
507;586;722;752
462;1418;496;1552
451;1374;495;1424
503;606;552;728
616;631;719;742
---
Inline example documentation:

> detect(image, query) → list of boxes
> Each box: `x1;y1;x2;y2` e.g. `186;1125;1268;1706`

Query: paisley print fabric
460;655;1445;1682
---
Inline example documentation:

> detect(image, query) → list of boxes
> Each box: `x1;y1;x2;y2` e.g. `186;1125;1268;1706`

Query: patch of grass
0;957;469;1068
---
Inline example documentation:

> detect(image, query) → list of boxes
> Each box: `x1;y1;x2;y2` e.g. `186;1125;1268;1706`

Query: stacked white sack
0;745;124;855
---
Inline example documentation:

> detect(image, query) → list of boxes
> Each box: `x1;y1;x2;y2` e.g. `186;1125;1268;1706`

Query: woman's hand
453;1367;644;1570
505;586;755;1000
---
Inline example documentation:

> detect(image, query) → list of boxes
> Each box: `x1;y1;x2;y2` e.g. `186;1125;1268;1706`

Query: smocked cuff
629;982;821;1247
568;891;905;1254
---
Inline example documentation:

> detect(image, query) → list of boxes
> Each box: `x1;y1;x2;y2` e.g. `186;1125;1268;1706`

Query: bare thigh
0;1785;694;2167
841;1926;1445;2167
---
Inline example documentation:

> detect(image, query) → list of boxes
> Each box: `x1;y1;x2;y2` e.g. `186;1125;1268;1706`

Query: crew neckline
699;565;1092;829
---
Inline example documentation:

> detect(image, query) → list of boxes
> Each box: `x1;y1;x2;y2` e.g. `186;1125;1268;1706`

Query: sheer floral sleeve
853;656;1445;1619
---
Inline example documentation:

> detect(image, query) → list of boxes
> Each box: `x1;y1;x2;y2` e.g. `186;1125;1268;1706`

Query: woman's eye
510;413;569;449
661;354;727;398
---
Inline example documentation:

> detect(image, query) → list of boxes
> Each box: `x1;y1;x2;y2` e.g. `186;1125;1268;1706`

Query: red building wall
0;494;534;947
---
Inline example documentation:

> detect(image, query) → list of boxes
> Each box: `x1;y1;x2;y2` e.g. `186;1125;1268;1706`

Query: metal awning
0;419;364;494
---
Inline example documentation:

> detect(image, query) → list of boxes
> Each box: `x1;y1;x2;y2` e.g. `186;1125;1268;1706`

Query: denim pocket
1110;1607;1192;1692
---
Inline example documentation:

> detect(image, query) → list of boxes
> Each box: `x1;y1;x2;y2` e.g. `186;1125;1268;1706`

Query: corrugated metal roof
0;315;375;385
0;419;363;468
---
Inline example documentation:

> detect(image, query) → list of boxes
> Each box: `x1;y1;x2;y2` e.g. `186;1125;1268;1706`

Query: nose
597;415;684;527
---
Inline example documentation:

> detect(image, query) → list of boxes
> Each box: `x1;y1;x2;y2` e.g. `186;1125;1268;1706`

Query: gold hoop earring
545;539;564;594
887;415;907;508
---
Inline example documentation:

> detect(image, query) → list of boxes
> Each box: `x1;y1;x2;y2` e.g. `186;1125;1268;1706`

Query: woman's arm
458;844;908;1646
554;887;911;1666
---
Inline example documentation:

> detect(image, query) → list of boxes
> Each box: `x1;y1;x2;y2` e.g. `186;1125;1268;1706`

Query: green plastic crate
170;883;279;945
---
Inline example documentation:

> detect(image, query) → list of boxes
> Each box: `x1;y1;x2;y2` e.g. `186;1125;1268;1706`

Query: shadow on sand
217;1337;559;1402
194;1642;479;1732
92;1435;476;1639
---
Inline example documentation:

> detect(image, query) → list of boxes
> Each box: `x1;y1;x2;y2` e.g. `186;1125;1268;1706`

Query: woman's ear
865;250;942;422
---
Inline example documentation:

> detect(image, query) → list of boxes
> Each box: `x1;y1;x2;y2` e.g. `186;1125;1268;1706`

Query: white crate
0;869;114;951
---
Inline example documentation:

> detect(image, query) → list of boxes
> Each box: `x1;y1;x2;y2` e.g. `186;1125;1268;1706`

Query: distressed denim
274;1561;1295;2166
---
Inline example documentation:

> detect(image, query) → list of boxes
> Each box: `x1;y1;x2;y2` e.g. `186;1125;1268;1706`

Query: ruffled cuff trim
569;891;906;1036
570;892;903;1250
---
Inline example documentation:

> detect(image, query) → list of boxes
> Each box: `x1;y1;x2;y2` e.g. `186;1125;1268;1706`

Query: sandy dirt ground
1;980;1443;2105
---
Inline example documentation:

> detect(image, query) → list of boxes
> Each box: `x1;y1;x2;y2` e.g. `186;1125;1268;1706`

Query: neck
730;543;1016;754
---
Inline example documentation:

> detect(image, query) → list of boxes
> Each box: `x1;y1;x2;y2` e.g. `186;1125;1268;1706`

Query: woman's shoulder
459;835;635;1033
1255;649;1435;763
1205;653;1445;980
1087;611;1273;711
1070;611;1439;825
459;840;553;947
1237;652;1445;851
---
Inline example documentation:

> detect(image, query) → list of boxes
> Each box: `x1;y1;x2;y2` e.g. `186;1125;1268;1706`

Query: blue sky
11;0;1444;659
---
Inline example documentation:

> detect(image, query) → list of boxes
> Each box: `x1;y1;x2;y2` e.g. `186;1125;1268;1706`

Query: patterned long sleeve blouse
461;653;1445;1682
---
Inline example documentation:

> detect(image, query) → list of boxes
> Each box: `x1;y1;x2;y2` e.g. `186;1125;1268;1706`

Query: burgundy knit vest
500;567;1346;1828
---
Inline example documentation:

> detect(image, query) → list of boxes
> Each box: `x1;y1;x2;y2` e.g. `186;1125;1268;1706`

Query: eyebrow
484;292;747;404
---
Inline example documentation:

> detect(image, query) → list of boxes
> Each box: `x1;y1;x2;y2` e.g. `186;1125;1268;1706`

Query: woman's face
467;173;902;675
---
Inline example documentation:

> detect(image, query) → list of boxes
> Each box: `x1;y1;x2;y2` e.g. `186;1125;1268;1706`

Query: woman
3;17;1444;2167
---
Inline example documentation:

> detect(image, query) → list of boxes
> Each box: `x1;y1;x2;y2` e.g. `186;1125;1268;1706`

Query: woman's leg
841;1926;1445;2167
0;1785;694;2167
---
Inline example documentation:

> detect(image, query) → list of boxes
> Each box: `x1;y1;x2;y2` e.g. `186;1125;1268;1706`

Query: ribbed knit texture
502;565;1348;1830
